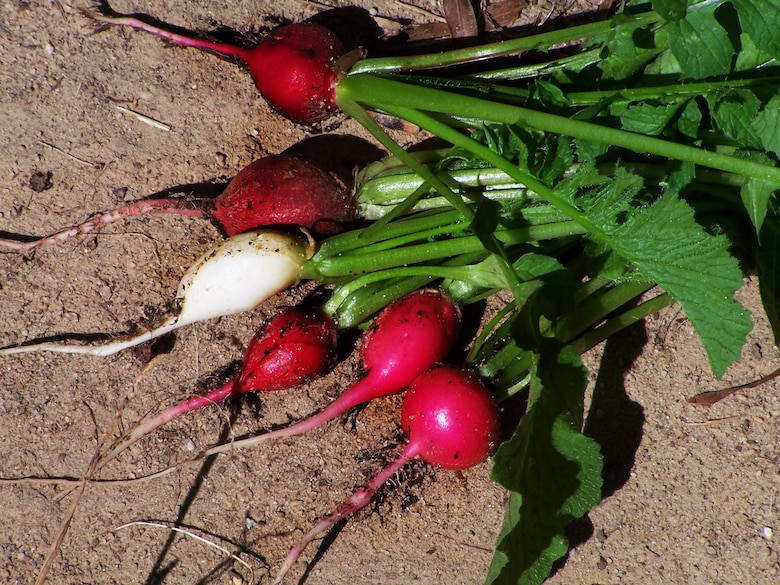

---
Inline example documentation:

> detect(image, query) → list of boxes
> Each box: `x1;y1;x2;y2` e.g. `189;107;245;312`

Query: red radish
236;306;337;392
274;364;500;583
399;366;500;470
97;306;337;467
177;289;462;458
211;153;355;237
0;153;355;253
81;4;346;123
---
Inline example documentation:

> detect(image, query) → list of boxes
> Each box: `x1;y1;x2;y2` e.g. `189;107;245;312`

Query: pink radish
81;4;346;123
98;306;337;466
0;153;355;253
174;288;462;459
274;364;500;583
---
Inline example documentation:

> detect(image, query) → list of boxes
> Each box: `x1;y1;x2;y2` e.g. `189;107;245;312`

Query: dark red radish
178;288;462;458
97;306;337;468
211;153;355;237
246;23;345;124
237;306;338;392
273;364;500;583
0;153;355;254
81;4;346;123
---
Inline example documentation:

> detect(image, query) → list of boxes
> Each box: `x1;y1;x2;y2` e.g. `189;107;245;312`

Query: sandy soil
1;1;778;584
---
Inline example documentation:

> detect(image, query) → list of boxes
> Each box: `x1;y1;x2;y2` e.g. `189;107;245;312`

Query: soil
0;1;778;584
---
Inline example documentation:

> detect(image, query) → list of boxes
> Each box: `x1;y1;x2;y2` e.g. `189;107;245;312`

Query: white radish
0;230;311;357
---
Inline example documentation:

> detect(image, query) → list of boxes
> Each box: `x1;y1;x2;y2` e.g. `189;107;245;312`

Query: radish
97;306;337;467
166;289;462;459
274;364;500;583
211;153;355;237
0;153;355;253
0;230;312;356
81;3;346;123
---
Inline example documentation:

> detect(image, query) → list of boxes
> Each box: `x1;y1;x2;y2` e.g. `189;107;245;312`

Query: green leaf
620;100;684;136
513;253;578;314
666;158;697;192
732;0;780;60
755;94;780;158
532;80;570;109
599;21;665;80
471;199;504;255
667;1;737;77
735;149;780;234
676;98;703;140
651;0;686;21
643;43;684;75
734;31;776;70
757;215;780;344
486;345;603;585
710;89;763;149
742;177;775;235
538;135;574;185
558;166;752;377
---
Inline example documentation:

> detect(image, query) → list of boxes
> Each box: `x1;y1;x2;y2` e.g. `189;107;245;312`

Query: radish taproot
274;364;500;583
0;230;312;356
0;153;355;253
97;306;337;467
81;3;346;123
157;289;462;461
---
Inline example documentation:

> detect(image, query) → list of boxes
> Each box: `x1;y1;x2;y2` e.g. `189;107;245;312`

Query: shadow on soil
556;319;648;568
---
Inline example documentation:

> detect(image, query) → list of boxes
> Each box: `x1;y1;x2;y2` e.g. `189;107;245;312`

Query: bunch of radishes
90;287;498;582
0;3;506;582
0;155;502;579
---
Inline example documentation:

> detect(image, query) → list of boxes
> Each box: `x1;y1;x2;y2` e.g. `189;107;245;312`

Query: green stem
565;75;780;106
371;102;578;216
336;96;475;219
337;75;780;184
468;48;604;81
466;301;516;364
486;284;667;398
357;166;525;205
316;208;466;259
328;249;490;327
359;188;535;219
568;292;674;354
555;280;656;342
348;13;659;74
308;221;586;279
329;276;437;328
323;254;488;316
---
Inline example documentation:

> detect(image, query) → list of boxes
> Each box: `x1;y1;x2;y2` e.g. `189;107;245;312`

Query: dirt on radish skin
82;3;346;123
247;23;346;123
237;306;338;392
273;364;500;583
400;365;500;469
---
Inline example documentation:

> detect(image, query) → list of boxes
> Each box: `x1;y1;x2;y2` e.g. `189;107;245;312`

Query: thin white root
116;521;255;583
0;316;180;357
